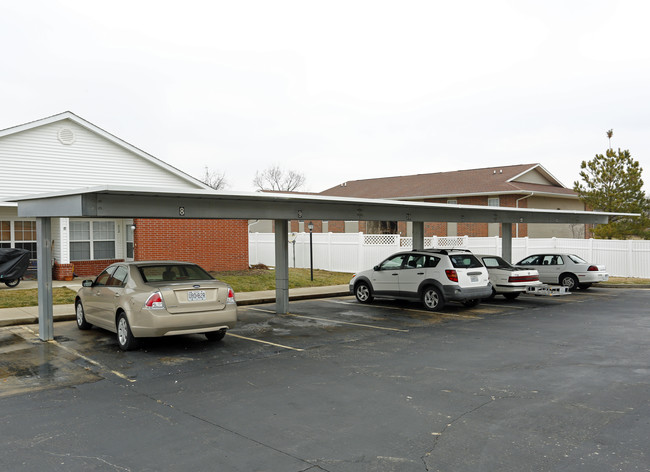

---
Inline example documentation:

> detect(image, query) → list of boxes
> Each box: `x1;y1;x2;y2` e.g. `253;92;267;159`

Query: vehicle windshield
449;254;484;269
138;264;214;283
567;254;588;264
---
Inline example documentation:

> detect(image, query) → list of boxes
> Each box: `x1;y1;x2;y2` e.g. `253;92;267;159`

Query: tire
116;312;138;351
75;301;92;330
205;330;226;342
578;283;592;290
559;273;579;291
422;286;445;311
355;282;374;304
4;279;20;288
503;292;520;300
463;299;480;308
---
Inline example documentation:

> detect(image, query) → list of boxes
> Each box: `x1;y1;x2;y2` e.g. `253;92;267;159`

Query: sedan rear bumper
129;307;237;338
577;272;609;283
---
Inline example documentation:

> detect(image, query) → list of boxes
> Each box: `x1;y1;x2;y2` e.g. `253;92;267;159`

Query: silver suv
349;249;492;310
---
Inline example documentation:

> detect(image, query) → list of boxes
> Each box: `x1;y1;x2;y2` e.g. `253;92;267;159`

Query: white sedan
515;253;609;290
475;254;542;300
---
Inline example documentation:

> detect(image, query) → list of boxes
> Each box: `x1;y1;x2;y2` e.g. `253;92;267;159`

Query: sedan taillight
445;269;458;282
587;265;599;272
227;288;236;304
508;275;539;282
144;291;165;309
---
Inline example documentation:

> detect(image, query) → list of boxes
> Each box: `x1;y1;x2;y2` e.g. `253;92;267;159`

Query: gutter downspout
248;219;260;232
515;193;534;238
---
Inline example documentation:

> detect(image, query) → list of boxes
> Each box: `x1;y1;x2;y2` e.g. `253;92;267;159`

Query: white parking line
226;333;304;351
324;300;477;318
248;307;277;314
484;303;527;310
17;325;136;383
283;313;410;332
246;306;409;332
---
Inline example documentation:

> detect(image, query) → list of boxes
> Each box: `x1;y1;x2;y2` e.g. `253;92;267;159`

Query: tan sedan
75;261;237;350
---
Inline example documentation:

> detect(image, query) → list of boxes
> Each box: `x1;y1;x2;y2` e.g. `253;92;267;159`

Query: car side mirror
373;265;380;271
82;280;93;287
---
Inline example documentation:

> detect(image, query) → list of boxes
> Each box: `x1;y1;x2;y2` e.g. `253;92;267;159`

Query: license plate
187;290;206;302
470;276;478;283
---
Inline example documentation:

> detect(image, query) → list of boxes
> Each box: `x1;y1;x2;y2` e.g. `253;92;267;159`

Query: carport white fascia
13;185;627;341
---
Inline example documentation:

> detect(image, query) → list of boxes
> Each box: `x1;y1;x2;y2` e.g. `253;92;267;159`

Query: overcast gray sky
2;0;649;192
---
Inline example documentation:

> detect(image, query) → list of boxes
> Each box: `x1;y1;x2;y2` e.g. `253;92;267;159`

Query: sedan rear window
138;264;214;283
449;255;483;269
567;254;587;264
481;256;512;269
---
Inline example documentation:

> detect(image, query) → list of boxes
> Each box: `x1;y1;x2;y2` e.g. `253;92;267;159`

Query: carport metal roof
12;185;627;341
15;185;615;224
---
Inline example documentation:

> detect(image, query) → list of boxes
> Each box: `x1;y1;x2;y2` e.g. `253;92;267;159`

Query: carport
14;185;619;341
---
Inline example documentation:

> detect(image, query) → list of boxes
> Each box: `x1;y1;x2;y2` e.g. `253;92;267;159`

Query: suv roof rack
414;248;472;255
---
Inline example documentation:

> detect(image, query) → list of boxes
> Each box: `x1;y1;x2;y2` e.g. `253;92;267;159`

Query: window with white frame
70;220;116;260
0;220;37;259
0;220;10;249
488;197;500;207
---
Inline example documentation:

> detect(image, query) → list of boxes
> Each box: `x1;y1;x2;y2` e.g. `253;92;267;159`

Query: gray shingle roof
320;164;577;199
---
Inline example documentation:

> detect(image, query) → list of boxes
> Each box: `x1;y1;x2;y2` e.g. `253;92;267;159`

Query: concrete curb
0;285;352;327
598;284;650;289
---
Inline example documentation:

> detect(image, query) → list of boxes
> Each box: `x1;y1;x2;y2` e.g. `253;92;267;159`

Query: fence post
327;232;333;271
627;239;634;277
357;232;364;272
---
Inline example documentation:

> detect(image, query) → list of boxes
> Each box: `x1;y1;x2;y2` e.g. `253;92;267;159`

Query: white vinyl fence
249;233;650;278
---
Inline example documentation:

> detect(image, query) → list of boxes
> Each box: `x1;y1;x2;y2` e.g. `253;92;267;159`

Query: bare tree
201;166;228;190
253;164;306;191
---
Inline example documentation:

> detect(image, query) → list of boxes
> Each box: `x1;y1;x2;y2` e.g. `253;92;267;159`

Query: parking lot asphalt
1;288;649;471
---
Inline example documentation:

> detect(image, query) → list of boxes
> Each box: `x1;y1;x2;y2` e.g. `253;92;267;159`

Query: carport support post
501;222;513;263
274;220;290;314
36;217;54;341
412;221;424;250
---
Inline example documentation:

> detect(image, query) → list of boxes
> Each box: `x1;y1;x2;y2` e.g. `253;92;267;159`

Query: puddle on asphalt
0;330;102;398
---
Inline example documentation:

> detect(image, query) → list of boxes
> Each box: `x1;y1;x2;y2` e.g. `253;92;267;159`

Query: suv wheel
355;282;374;304
422;286;444;311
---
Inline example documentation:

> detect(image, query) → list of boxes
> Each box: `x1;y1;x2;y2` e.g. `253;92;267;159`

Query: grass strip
0;288;77;309
210;268;352;292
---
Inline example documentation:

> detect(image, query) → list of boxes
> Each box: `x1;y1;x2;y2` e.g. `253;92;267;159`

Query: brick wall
134;219;249;271
73;259;123;278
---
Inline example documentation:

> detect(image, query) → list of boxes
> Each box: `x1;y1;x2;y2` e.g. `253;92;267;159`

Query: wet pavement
1;288;649;471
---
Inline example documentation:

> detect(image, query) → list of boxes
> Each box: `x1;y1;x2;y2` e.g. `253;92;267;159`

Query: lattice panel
364;234;399;245
435;237;467;248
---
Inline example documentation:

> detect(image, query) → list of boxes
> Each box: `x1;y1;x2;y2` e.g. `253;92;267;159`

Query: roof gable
0;112;211;201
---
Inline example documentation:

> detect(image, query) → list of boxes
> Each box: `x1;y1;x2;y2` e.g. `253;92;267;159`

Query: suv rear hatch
449;254;490;287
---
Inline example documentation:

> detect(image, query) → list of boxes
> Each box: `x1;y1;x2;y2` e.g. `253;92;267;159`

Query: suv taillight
227;288;236;304
587;265;599;271
144;291;165;309
445;269;458;282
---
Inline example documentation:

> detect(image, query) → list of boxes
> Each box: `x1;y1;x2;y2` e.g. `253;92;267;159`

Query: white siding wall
0;119;202;201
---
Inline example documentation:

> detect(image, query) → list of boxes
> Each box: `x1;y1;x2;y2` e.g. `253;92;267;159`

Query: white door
125;223;134;261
